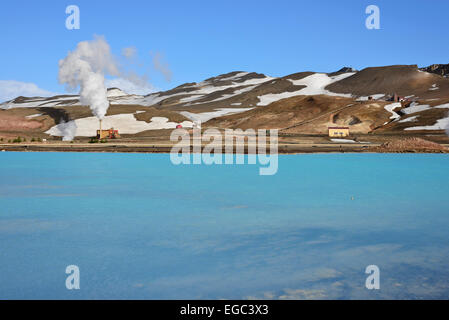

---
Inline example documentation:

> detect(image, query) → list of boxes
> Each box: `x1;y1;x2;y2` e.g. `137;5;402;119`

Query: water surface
0;152;448;299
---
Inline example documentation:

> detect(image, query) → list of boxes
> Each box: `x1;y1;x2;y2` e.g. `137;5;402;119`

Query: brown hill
326;65;449;99
205;95;393;134
0;105;189;138
373;97;449;133
2;65;449;141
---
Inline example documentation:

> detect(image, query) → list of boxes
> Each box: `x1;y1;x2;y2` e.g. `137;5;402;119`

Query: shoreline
1;143;448;154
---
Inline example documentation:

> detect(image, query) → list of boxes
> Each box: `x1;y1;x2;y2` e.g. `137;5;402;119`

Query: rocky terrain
1;63;449;149
370;137;448;153
420;64;449;78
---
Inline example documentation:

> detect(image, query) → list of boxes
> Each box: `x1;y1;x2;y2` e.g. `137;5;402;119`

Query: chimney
99;119;102;139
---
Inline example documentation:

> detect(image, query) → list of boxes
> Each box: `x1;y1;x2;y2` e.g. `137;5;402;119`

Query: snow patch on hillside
404;103;449;130
192;85;258;105
384;102;402;120
1;73;275;109
219;72;249;81
398;115;419;123
46;114;193;137
131;75;274;107
180;108;253;123
257;72;355;106
25;113;43;119
178;95;204;103
401;102;430;114
107;88;128;97
404;117;449;131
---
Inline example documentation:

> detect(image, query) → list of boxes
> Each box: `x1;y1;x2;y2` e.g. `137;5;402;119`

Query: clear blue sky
1;0;448;97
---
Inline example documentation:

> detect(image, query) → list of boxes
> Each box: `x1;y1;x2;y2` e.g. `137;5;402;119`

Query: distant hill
1;64;449;139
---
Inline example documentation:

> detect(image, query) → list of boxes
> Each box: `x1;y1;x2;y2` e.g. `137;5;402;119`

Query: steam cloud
61;120;77;141
50;120;77;141
122;47;136;59
59;36;164;121
58;36;120;120
153;52;172;82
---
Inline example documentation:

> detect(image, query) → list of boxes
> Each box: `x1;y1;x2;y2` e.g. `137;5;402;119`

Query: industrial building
97;128;120;139
328;126;350;137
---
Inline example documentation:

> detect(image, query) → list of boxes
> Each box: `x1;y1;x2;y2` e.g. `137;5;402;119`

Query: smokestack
99;119;102;139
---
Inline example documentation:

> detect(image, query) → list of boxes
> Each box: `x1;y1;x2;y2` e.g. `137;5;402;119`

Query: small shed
328;126;350;137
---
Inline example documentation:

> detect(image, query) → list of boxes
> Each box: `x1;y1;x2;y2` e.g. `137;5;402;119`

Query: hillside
1;64;449;141
326;65;449;99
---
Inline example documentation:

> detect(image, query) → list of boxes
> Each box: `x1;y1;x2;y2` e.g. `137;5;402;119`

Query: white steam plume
58;36;120;120
46;120;78;141
122;47;136;59
61;120;77;141
152;52;172;82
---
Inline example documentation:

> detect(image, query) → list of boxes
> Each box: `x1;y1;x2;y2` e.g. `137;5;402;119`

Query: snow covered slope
2;64;449;138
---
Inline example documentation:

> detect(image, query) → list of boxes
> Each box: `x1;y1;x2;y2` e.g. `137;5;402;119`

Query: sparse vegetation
29;137;42;142
89;137;99;143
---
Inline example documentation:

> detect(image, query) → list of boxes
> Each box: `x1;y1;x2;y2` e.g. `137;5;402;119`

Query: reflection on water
0;152;448;299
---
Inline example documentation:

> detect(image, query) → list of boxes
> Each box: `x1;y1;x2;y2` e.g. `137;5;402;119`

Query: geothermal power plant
96;120;120;139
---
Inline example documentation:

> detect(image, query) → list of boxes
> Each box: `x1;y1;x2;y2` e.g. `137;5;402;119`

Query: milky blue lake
1;152;449;299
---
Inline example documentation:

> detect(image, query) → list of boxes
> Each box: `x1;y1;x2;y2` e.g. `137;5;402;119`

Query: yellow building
328;126;349;137
96;128;120;139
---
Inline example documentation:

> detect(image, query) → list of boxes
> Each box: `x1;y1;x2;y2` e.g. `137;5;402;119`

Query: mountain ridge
1;64;449;140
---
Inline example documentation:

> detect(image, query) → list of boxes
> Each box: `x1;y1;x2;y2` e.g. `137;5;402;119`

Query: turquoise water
1;152;449;299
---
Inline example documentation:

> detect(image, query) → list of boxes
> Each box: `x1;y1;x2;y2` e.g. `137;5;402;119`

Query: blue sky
0;0;448;101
